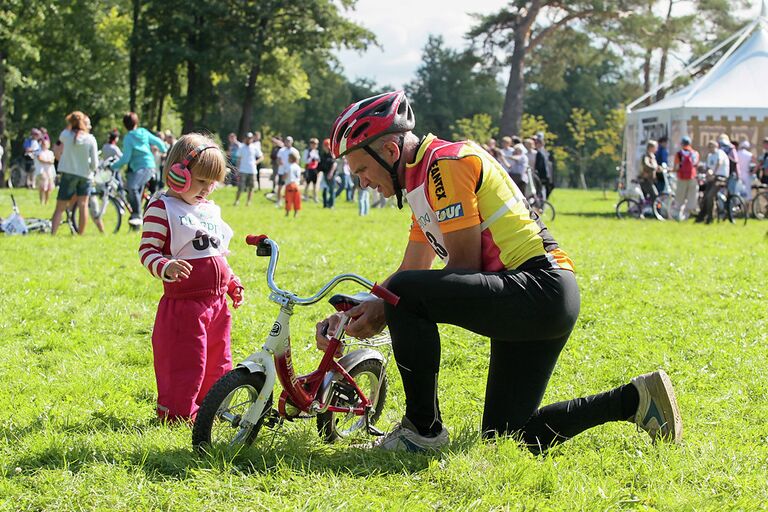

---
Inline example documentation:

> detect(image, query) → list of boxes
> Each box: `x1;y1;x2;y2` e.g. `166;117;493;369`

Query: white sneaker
128;217;142;227
631;370;683;443
373;417;449;452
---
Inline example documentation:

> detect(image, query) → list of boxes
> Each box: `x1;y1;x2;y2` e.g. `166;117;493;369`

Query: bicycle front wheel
752;191;768;220
192;369;272;452
616;198;642;219
653;193;677;221
726;195;747;225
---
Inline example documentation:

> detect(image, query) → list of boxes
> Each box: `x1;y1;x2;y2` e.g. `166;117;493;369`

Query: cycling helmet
330;90;415;158
330;91;415;209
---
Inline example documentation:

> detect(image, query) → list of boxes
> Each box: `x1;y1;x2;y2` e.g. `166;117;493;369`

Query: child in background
139;133;244;422
35;138;56;205
284;152;302;217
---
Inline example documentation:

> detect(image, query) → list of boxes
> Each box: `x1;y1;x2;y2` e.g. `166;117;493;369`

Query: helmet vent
351;122;370;139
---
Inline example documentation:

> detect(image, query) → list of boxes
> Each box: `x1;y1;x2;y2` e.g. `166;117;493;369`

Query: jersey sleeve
426;156;482;233
408;213;428;242
139;199;173;280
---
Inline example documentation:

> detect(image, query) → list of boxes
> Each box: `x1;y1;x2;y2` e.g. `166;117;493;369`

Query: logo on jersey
416;212;431;228
429;163;447;200
436;203;464;222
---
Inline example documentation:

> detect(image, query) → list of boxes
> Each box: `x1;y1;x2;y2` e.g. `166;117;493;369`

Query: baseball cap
246;131;254;138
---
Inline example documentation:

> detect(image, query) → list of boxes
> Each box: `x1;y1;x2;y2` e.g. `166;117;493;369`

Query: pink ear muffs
166;144;217;193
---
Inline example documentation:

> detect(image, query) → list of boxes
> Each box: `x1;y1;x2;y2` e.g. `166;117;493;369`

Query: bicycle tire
317;358;387;443
652;193;677;221
726;195;747;225
192;368;272;452
752;191;768;220
615;198;642;219
539;200;555;222
25;218;52;233
72;195;122;234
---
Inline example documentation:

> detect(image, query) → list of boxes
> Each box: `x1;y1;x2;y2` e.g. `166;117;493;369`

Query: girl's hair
123;112;139;130
108;129;119;143
164;133;228;184
66;111;88;138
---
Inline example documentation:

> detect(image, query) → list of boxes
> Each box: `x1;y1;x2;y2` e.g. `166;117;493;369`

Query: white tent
623;3;768;181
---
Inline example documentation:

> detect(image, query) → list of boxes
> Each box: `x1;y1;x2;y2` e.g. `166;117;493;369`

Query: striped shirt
140;198;172;280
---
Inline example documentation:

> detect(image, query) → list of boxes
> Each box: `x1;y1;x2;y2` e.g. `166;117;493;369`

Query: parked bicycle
0;195;52;234
615;180;671;220
70;157;131;234
751;183;768;220
192;235;398;451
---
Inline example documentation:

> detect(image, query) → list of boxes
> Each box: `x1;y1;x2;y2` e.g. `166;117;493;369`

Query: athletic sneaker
631;370;683;443
373;416;449;452
128;217;142;227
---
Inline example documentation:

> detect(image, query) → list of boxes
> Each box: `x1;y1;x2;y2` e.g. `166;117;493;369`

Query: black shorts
305;169;318;184
57;173;91;201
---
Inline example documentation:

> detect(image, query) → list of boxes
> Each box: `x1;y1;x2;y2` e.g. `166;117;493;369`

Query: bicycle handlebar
246;235;399;307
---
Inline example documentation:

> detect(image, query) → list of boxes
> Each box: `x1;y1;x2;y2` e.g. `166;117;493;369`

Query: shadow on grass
558;211;618;219
8;423;481;480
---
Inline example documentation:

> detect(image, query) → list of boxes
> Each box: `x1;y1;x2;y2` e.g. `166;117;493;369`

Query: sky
334;0;507;89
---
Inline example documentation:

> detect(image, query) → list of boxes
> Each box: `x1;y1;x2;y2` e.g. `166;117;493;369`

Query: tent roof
632;23;768;116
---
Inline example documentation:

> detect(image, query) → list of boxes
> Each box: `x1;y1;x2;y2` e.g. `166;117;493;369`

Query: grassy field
0;187;766;511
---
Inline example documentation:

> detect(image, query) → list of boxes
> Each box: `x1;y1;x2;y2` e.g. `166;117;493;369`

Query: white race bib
406;184;450;263
163;196;233;260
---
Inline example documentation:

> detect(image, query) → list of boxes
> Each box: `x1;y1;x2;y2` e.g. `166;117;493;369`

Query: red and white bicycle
192;235;398;451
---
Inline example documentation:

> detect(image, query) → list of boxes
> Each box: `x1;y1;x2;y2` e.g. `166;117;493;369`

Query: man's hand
345;298;387;339
164;259;192;281
315;314;344;358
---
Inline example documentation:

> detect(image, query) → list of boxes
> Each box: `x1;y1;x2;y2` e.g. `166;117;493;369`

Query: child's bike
192;235;399;451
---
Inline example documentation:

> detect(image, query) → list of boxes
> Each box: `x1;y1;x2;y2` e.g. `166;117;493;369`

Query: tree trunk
579;152;588;190
0;50;6;186
642;47;653;105
237;64;261;139
655;0;674;102
499;31;528;137
181;15;201;134
129;0;140;112
155;91;164;131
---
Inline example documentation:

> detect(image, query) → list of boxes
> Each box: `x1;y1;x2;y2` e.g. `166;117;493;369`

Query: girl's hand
164;260;192;281
228;285;244;309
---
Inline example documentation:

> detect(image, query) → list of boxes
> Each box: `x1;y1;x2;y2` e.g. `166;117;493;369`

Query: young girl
35;138;56;205
284;152;302;217
139;133;244;422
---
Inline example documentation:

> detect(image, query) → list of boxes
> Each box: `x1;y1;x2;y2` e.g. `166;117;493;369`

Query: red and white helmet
330;90;415;158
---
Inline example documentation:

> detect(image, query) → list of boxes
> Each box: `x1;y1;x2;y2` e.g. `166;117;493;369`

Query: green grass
1;187;767;511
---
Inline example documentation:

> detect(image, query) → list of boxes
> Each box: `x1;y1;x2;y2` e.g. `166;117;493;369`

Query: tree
405;35;502;137
451;114;495;144
469;1;623;137
566;108;596;189
221;0;375;139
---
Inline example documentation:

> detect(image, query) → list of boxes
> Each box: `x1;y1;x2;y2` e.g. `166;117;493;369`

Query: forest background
0;0;756;188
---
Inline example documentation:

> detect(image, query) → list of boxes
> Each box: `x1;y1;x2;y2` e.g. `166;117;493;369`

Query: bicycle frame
237;235;398;428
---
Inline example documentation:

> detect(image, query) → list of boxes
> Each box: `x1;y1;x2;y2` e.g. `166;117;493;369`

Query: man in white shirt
234;132;264;206
736;140;755;197
697;140;729;224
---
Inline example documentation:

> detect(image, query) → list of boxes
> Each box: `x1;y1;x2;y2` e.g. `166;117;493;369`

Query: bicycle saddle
328;292;372;312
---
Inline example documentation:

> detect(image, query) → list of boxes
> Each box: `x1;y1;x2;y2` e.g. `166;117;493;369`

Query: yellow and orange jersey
404;134;573;272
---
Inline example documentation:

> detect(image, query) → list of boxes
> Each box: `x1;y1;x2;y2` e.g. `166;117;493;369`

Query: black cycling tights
384;268;639;453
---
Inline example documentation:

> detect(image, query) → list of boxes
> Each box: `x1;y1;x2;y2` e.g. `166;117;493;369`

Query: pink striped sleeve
139;199;171;279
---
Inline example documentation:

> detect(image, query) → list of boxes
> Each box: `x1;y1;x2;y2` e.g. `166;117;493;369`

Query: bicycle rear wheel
726;195;747;225
72;195;122;233
752;191;768;220
317;357;387;443
615;198;642;219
